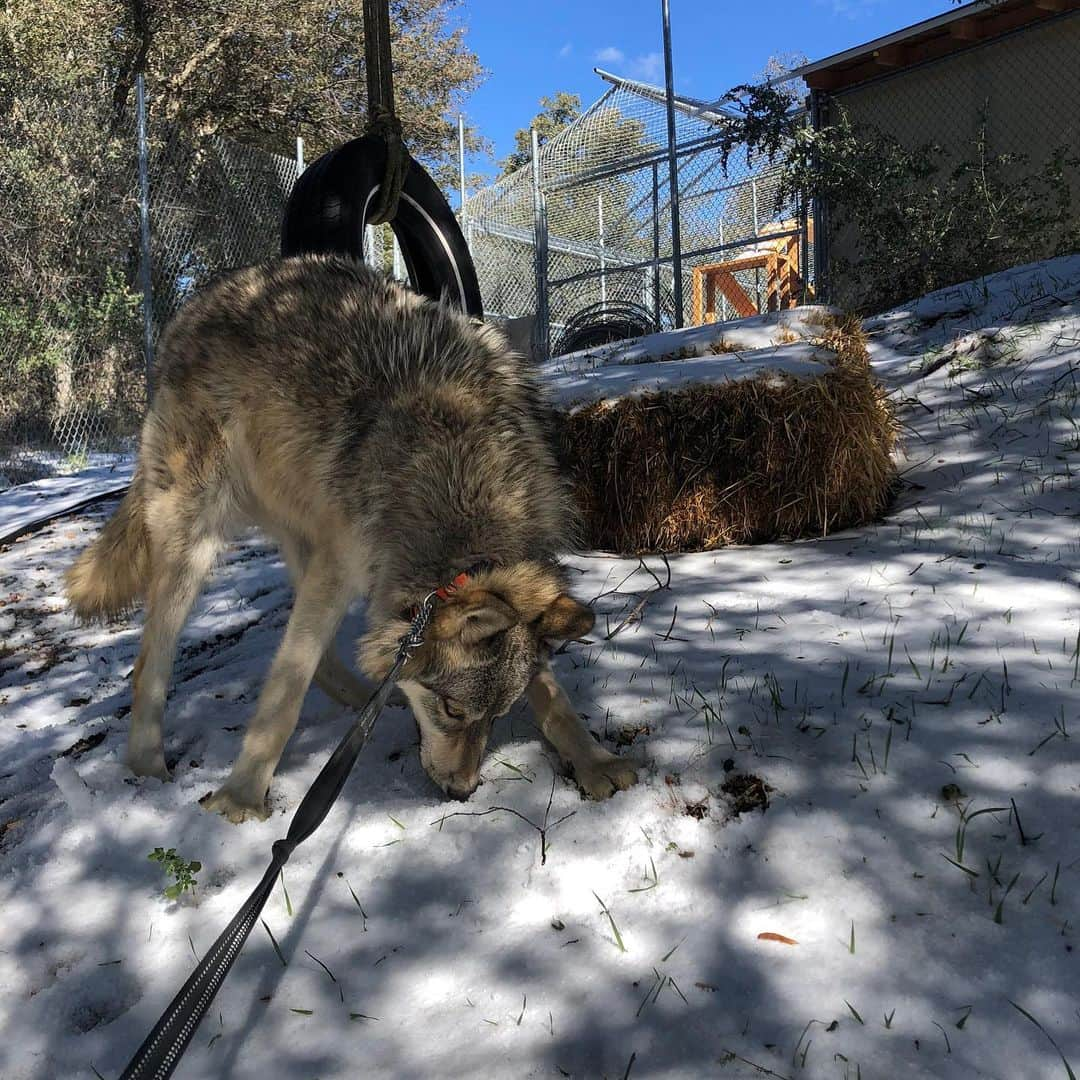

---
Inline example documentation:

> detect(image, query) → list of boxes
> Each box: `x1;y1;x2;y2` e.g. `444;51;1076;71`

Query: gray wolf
66;255;638;822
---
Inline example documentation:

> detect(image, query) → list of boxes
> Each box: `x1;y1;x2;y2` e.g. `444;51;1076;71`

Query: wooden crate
691;223;811;325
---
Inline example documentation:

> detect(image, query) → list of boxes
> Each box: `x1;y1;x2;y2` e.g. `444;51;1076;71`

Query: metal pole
392;234;404;280
661;0;684;328
809;88;828;304
135;73;154;404
719;219;728;322
751;178;762;313
530;127;550;360
295;136;305;175
598;193;606;306
651;160;661;327
798;186;810;307
457;114;468;225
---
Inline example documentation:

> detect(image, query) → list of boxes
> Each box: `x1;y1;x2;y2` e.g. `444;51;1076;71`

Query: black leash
119;596;436;1079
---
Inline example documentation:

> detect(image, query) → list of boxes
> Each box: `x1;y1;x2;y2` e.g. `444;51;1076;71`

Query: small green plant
592;890;626;952
148;847;202;900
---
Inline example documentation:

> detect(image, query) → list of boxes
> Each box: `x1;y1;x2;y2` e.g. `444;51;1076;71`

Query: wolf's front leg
128;526;223;780
201;558;352;823
526;663;638;799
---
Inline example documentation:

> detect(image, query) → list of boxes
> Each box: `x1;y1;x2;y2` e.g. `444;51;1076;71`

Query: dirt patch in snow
720;772;771;816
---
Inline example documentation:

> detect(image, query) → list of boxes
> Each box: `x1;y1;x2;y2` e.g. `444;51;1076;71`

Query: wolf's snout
445;775;481;801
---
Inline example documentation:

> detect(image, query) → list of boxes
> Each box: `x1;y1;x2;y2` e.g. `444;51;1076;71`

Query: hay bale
555;316;898;554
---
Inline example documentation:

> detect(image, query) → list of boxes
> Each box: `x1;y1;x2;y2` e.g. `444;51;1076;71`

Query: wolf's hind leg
202;553;353;823
128;523;222;780
526;664;638;800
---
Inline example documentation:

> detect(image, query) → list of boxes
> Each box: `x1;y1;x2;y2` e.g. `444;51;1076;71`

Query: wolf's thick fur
66;473;150;618
67;255;637;822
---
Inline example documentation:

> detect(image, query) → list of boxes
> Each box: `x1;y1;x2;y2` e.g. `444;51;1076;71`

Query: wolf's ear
537;594;594;641
430;591;518;644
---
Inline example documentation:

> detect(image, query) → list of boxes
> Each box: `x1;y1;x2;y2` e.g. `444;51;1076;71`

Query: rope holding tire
281;134;484;319
361;0;407;224
282;0;484;319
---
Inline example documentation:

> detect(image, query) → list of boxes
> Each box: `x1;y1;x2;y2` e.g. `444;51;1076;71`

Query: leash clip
398;590;437;659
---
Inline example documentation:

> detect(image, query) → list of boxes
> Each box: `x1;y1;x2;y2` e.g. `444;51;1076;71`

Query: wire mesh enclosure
146;130;299;336
462;72;812;359
1;94;142;487
0;69;812;489
0;92;303;488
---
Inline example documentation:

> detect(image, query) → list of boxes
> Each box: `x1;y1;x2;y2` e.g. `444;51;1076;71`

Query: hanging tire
281;134;483;319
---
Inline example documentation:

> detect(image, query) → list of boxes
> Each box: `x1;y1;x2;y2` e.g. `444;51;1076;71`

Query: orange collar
405;560;492;620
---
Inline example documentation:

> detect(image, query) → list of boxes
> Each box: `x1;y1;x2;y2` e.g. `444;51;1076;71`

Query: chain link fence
145;127;299;338
0;84;306;489
463;72;812;359
1;92;140;487
0;83;426;490
1;70;812;488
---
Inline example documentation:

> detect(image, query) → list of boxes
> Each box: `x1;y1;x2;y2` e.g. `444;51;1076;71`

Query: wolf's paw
573;752;638;800
199;786;270;824
126;752;172;782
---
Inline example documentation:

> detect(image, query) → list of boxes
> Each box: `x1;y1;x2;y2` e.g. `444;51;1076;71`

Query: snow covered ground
0;462;134;545
0;450;134;496
1;256;1078;1080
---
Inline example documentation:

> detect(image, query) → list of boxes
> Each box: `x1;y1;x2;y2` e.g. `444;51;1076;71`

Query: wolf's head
358;563;594;799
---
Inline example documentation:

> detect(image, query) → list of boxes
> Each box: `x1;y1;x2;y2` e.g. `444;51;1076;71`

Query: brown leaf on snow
757;932;798;945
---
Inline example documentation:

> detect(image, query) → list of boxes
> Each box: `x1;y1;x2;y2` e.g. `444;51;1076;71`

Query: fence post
457;116;475;270
135;73;155;404
661;0;684;328
598;193;606;306
718;219;728;322
651;160;661;327
530;127;550;360
392;234;404;280
798;186;810;307
751;177;764;313
296;135;305;175
808;88;829;304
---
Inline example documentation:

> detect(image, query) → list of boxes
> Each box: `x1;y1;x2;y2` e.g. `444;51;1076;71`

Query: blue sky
451;0;953;182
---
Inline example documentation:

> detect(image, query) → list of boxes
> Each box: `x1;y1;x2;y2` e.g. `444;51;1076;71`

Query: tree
0;0;488;469
6;0;484;163
499;92;581;177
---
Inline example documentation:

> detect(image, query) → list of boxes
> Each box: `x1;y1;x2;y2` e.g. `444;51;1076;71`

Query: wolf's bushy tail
66;473;150;620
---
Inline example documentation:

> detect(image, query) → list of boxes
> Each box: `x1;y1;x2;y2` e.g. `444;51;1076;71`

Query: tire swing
280;0;483;318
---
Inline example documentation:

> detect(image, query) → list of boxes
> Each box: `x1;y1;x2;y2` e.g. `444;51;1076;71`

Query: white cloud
816;0;887;17
559;42;573;58
629;51;663;82
593;47;664;84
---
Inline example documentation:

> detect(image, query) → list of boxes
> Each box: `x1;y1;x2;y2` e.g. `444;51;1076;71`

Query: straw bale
555;316;897;554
